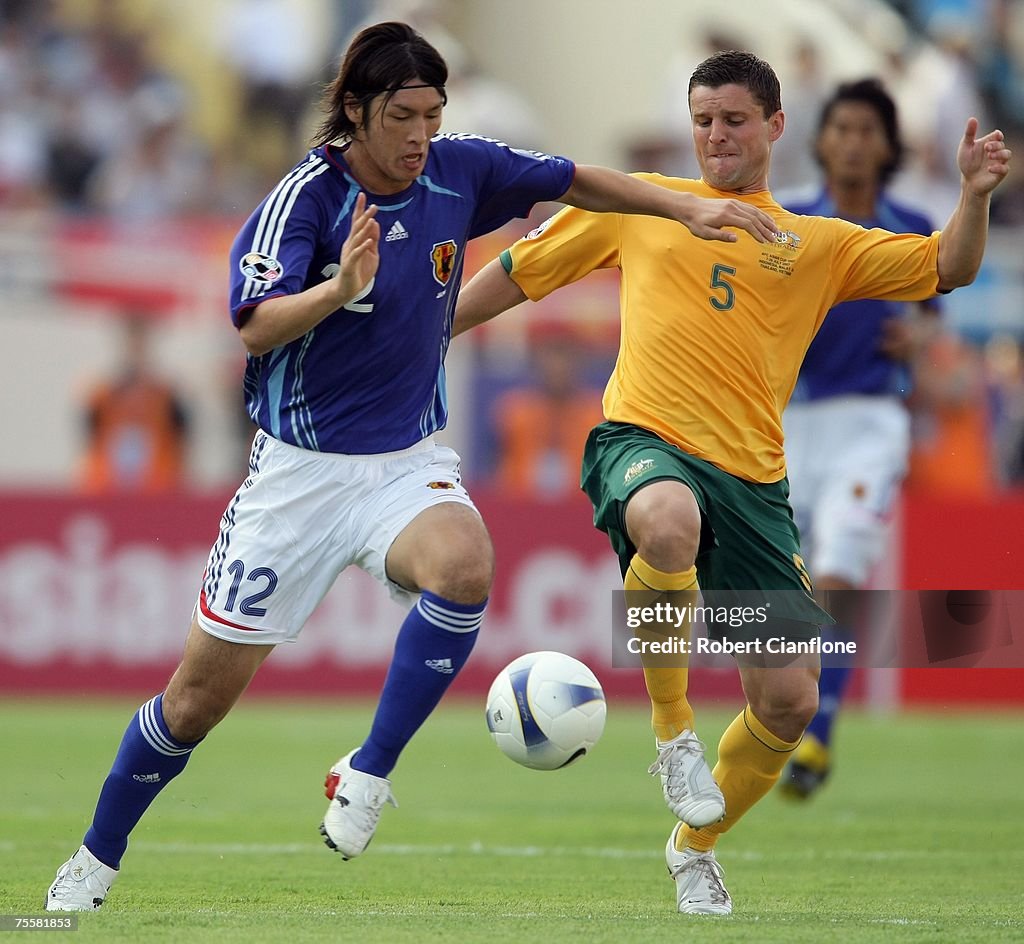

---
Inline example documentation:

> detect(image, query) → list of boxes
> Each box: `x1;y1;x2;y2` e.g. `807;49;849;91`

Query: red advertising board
1;490;1019;705
0;490;742;703
899;492;1023;706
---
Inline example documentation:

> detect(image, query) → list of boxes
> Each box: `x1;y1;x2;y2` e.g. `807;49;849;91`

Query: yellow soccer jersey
506;175;941;483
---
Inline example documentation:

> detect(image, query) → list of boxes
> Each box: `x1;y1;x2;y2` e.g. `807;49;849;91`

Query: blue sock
806;626;855;746
83;693;200;869
354;591;483;777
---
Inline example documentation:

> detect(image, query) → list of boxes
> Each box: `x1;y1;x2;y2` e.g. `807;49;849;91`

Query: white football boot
665;823;732;915
320;749;397;859
648;729;725;827
46;845;118;911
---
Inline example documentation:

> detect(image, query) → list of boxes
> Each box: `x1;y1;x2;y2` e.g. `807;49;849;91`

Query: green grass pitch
3;696;1022;943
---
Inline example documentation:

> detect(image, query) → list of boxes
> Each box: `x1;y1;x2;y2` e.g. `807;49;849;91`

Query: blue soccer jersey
784;190;938;402
229;134;575;454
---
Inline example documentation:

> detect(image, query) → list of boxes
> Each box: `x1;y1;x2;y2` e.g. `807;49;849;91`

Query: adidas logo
385;220;409;242
132;772;161;784
424;658;454;674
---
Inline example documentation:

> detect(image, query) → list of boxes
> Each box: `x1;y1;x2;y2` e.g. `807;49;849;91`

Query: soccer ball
485;651;606;770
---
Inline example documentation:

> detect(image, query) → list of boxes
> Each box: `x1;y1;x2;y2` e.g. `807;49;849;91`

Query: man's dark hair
688;50;782;118
815;77;904;184
312;21;448;146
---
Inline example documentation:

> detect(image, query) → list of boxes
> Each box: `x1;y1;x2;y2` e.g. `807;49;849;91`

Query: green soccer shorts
582;421;832;640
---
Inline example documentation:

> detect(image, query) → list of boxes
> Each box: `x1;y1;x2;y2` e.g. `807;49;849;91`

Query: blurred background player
905;326;998;499
79;310;190;494
777;78;941;800
491;322;604;499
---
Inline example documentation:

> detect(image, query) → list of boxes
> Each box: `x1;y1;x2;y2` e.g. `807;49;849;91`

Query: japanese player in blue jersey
45;21;782;911
777;79;940;800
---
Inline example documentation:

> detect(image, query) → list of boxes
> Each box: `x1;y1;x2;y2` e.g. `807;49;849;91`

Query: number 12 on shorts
221;559;279;617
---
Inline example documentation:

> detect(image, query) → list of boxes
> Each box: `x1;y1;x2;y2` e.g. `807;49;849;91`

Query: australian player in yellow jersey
455;50;1010;915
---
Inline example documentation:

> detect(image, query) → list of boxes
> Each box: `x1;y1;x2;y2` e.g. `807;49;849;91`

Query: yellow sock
624;555;697;742
678;706;798;853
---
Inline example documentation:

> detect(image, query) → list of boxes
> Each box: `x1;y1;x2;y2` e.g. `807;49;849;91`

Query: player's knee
625;483;701;569
789;684;819;731
422;536;495;604
750;683;819;741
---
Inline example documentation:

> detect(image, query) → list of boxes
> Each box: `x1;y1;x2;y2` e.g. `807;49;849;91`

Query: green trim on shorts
582;421;831;638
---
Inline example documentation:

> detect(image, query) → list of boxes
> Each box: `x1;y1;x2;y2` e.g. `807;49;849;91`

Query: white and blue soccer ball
485;651;607;770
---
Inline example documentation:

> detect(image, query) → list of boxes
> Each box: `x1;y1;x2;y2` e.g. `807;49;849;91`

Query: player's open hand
957;118;1011;197
679;194;777;243
339;192;380;302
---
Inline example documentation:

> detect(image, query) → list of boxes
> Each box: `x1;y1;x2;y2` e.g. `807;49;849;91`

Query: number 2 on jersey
343;276;375;313
709;263;737;312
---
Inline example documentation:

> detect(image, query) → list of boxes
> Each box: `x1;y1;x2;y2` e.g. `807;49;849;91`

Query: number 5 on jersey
709;263;737;312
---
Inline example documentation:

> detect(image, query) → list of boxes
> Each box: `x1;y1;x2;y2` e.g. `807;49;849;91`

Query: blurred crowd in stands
0;0;335;215
1;0;1022;496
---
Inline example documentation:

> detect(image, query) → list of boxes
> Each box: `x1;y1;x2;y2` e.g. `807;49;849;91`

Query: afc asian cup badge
240;251;284;284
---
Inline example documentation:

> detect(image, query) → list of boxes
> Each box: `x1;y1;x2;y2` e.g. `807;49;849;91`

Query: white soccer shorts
783;395;909;587
195;431;477;645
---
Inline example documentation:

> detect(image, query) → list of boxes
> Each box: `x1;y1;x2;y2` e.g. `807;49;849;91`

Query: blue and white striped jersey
784;190;938;402
229;134;575;454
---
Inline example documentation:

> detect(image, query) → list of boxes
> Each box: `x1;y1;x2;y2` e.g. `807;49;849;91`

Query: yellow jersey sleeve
504;175;942;483
507;206;621;300
826;220;941;303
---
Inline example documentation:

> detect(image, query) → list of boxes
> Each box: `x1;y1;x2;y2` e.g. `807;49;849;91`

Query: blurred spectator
0;5;52;206
43;88;102;211
438;45;546;148
0;1;211;215
213;0;327;167
632;28;829;187
905;0;990;33
985;333;1024;487
977;0;1024;132
73;28;187;161
79;312;190;494
906;331;996;498
629;27;745;176
343;0;546;148
767;38;828;192
84;83;211;219
491;324;604;499
886;15;990;220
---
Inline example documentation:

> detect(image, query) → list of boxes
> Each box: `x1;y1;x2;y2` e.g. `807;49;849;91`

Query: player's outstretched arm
560;164;777;243
936;118;1011;292
453;258;528;339
239;194;380;357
